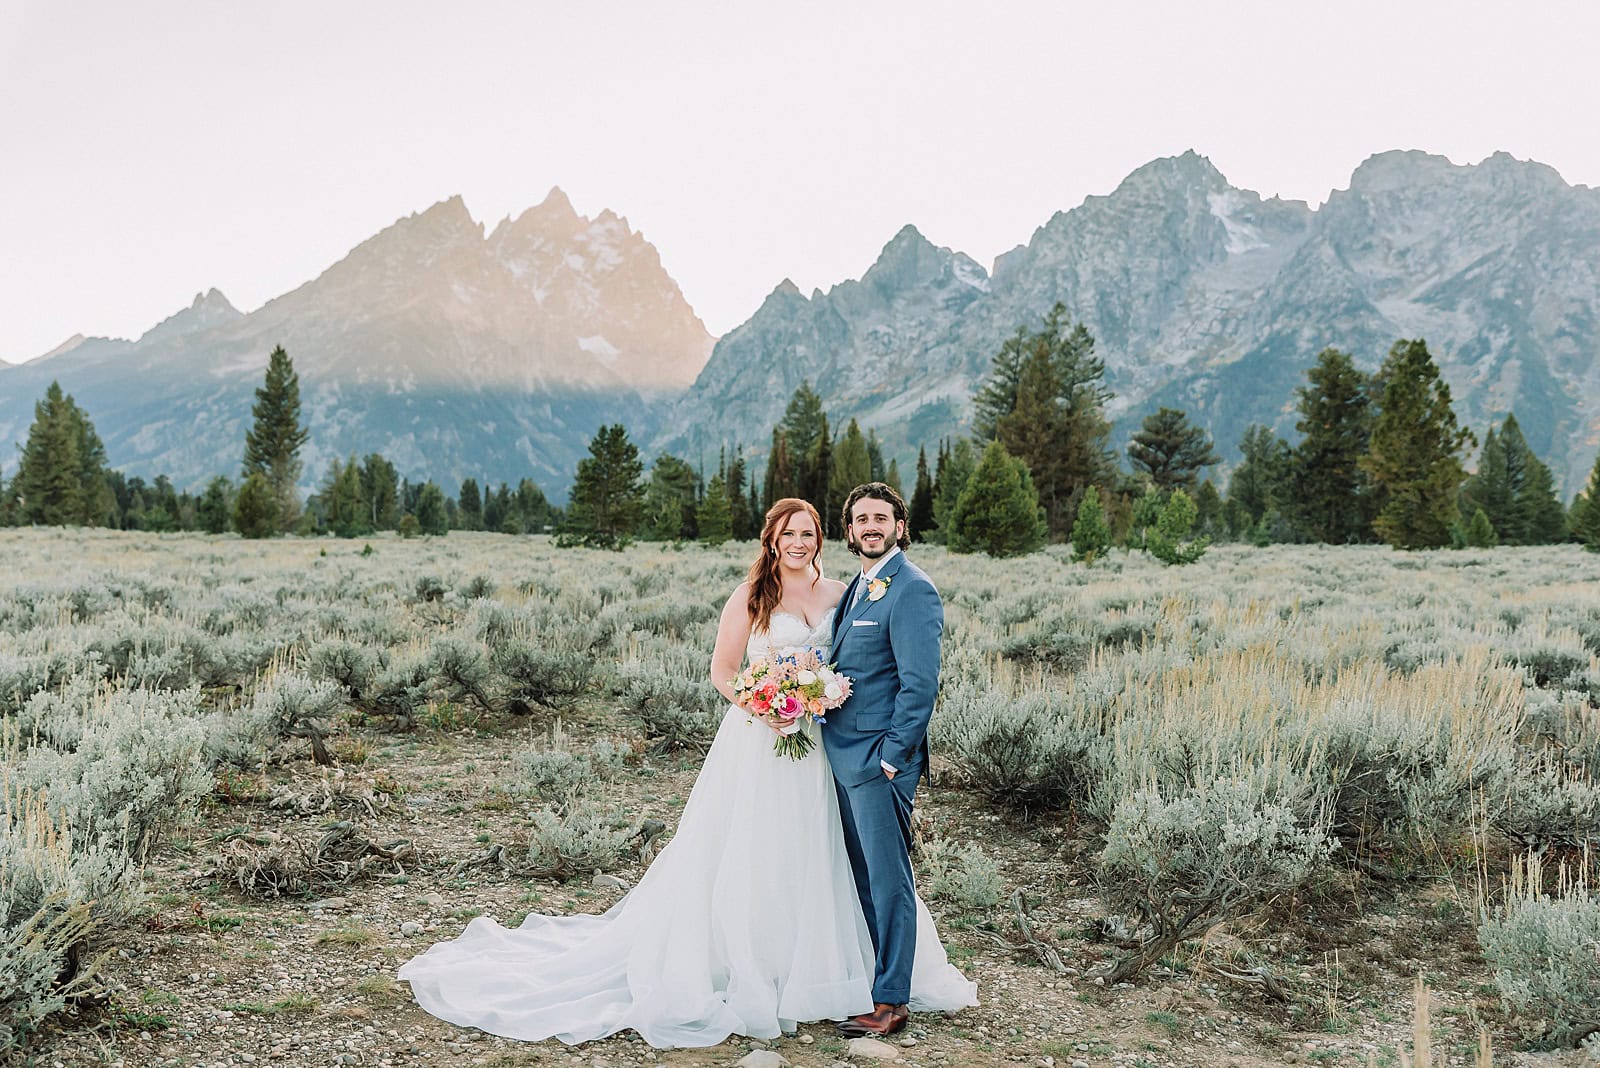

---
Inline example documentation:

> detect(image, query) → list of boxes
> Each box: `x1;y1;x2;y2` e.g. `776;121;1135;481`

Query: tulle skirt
396;705;978;1048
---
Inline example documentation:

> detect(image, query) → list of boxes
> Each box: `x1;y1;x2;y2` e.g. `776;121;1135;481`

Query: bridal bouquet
731;649;853;760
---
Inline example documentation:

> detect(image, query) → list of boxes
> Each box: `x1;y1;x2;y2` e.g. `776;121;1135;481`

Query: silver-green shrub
510;723;628;805
1493;758;1600;854
1479;859;1600;1046
920;837;1003;909
516;802;635;879
13;687;211;860
935;683;1110;818
1098;774;1334;982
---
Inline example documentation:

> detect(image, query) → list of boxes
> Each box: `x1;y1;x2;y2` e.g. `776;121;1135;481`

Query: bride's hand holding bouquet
731;648;852;760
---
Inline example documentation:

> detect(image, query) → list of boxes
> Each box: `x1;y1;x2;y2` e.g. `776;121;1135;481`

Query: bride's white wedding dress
397;611;977;1048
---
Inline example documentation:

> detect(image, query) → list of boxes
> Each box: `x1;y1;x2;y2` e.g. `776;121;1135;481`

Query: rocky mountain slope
7;152;1597;503
0;189;712;497
659;151;1600;494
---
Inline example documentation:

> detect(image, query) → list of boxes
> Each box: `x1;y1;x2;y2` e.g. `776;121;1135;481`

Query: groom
825;482;942;1038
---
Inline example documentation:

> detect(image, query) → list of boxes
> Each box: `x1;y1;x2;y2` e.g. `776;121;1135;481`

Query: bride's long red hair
746;498;823;632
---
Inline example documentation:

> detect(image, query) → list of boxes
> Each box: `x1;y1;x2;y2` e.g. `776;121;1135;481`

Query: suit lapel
833;552;908;656
832;572;863;651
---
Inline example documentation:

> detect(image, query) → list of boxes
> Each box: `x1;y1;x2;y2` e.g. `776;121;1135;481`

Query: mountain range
660;150;1600;496
4;150;1599;500
0;189;712;497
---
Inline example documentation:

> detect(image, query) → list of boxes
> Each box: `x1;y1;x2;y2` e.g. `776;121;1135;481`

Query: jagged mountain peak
137;288;243;346
538;185;575;215
1114;150;1232;198
25;333;88;364
1346;149;1465;193
761;278;806;306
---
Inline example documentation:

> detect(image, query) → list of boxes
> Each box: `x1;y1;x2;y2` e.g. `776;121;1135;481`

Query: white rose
798;670;817;685
824;682;842;701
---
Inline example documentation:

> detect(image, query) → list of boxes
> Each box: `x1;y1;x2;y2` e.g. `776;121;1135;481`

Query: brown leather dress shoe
836;1002;910;1037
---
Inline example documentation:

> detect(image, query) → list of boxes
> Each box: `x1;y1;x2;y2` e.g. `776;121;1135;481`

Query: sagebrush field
6;529;1600;1067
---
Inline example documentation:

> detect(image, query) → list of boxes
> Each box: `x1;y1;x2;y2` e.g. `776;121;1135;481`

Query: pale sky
3;0;1598;365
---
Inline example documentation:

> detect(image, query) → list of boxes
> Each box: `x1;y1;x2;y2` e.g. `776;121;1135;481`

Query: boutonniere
867;576;891;602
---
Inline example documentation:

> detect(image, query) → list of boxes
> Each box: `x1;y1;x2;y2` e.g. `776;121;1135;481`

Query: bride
397;498;977;1048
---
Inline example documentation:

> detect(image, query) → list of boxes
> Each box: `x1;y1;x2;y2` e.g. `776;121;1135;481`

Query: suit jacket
824;551;943;787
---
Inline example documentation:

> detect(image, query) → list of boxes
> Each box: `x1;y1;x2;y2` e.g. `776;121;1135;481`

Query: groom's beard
850;535;891;560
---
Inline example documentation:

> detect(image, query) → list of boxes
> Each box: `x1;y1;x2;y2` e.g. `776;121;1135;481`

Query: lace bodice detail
747;610;835;663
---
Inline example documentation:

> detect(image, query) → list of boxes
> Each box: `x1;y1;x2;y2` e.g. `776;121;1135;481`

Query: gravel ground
28;719;1594;1068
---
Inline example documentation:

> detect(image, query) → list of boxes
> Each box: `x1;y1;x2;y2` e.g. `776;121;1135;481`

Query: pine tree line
8;328;1600;555
1;347;559;540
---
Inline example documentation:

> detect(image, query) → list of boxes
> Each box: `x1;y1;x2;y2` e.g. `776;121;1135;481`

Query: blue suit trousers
834;767;919;1005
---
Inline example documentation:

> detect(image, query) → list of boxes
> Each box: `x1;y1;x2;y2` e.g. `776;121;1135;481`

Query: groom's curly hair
842;482;912;555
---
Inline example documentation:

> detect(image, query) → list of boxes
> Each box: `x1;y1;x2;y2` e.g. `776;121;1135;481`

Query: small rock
847;1036;900;1060
1072;1061;1089;1068
735;1052;790;1068
798;1034;814;1045
400;922;423;937
900;1036;917;1047
592;874;630;892
305;897;348;911
423;892;445;908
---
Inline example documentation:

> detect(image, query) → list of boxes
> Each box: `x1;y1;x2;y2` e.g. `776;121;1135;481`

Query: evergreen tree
415;482;449;536
696;474;733;545
1290;348;1376;544
977;305;1114;537
457;478;483;531
563;424;644;549
321;456;370;537
908;447;936;542
866;429;886;482
726;448;752;540
1575;452;1600;552
241;345;310;530
644;453;699;540
779;383;827;461
12;382;84;525
763;430;797;508
233;471;281;538
69;394;114;526
143;475;180;532
747;472;763;538
1462;428;1511;534
516;478;550;533
1225;425;1293;537
1521;457;1566;544
1361;339;1474;550
1465;507;1498;548
1126;486;1165;550
197;476;232;534
1194;479;1224;538
1128;408;1220;492
805;416;835;537
931;439;976;543
885;457;902;497
829;419;872;522
1070;486;1112;564
359;454;399;530
1467;414;1565;544
946;441;1047;557
1145;489;1209;565
490;483;516;534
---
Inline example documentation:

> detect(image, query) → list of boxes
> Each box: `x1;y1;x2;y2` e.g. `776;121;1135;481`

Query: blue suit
825;551;942;1005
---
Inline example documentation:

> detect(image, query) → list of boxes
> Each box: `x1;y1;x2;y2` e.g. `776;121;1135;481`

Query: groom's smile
847;496;903;562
